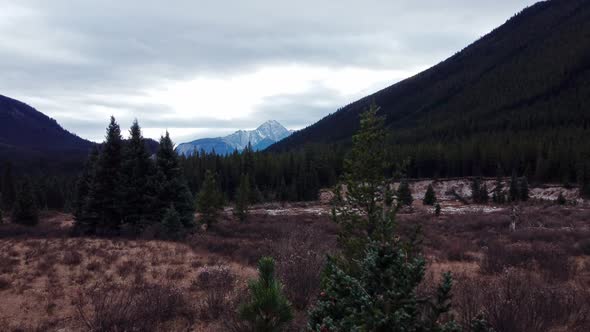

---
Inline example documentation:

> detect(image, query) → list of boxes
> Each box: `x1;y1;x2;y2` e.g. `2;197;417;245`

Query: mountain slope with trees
269;0;590;184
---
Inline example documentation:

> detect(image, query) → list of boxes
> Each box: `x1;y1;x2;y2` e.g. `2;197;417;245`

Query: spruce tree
311;104;459;330
234;173;250;222
155;131;195;228
471;177;482;203
332;104;390;271
120;120;156;232
308;240;458;331
397;180;413;206
480;182;489;203
74;147;99;232
239;257;293;331
435;203;442;217
92;116;124;233
163;204;182;238
196;170;223;227
12;179;39;226
557;192;567;205
519;177;529;202
423;183;437;205
509;171;520;203
1;162;16;211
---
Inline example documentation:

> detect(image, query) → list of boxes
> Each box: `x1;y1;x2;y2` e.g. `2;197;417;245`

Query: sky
0;0;539;143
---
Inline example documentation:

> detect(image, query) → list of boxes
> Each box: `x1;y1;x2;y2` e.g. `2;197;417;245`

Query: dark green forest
270;0;590;187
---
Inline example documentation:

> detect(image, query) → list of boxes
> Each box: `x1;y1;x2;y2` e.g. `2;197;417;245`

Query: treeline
179;143;345;203
0;162;76;224
73;117;194;236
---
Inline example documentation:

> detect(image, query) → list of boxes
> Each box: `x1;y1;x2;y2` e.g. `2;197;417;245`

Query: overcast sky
0;0;538;142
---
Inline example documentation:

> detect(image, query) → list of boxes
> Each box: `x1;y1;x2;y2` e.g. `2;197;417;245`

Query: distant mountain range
176;120;293;156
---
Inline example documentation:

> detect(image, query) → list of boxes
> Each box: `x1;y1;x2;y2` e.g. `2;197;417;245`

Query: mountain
176;120;293;156
268;0;590;180
0;94;95;170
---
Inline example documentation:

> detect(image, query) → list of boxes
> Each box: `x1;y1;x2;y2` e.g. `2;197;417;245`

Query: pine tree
163;204;182;238
519;176;529;202
509;170;520;203
234;173;250;222
1;162;16;211
397;180;413;206
308;243;458;331
196;170;223;227
577;162;590;198
480;183;489;203
12;179;39;226
332;104;390;272
310;103;460;330
557;192;567;205
92;116;124;233
155;131;195;228
435;203;441;217
492;175;504;204
423;183;437;205
239;257;293;331
471;177;482;203
120;120;156;232
74;147;99;232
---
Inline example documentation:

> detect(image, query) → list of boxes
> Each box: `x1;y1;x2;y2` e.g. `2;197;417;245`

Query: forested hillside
270;0;590;183
0;95;94;172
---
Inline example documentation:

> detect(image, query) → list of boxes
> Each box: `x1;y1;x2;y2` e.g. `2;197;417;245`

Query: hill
269;0;590;182
0;95;94;171
176;120;293;156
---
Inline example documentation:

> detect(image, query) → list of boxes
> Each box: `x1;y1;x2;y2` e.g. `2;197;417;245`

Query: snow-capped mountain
176;120;293;156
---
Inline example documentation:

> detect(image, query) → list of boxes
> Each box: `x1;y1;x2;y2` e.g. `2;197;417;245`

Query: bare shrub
76;281;194;331
115;259;146;279
453;269;590;332
195;265;236;320
481;241;575;281
62;250;82;266
0;277;11;290
275;229;326;310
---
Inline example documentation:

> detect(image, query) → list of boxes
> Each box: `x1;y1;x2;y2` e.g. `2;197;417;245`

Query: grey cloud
0;0;539;141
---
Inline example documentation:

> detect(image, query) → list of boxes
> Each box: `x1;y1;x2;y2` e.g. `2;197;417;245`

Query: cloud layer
0;0;538;142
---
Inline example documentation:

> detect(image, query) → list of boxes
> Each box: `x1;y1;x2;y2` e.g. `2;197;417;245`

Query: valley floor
1;182;590;331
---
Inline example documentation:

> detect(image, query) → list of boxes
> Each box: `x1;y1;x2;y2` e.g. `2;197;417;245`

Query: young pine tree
12;179;39;226
119;120;157;232
234;173;250;222
332;104;390;272
155;131;195;228
397;180;414;206
423;183;437;205
239;257;293;331
557;192;567;205
196;170;223;227
311;104;460;330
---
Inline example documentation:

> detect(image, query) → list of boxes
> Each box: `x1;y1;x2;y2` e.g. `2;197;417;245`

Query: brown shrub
75;281;194;331
62;250;82;266
195;265;235;320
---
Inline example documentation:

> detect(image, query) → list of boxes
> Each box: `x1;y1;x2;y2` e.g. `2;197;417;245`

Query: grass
0;202;589;331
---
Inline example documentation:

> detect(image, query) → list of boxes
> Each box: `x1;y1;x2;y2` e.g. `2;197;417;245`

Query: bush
76;282;194;331
196;265;236;320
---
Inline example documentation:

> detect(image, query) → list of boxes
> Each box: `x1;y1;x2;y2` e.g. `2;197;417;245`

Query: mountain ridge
269;0;590;155
176;120;293;156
